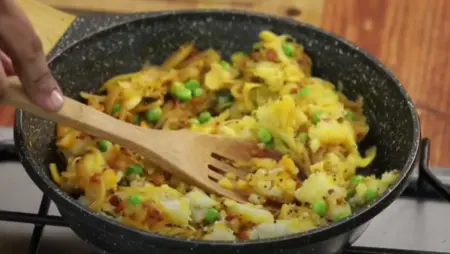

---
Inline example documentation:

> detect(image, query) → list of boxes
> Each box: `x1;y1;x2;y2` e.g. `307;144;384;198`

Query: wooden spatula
4;77;263;202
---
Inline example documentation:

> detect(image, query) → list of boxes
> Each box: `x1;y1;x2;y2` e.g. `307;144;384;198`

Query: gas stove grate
1;139;449;254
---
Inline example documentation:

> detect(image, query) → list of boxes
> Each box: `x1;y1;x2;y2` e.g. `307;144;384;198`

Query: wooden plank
322;0;450;167
39;0;324;26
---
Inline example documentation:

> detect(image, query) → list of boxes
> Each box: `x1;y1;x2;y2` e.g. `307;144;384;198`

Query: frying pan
12;10;420;254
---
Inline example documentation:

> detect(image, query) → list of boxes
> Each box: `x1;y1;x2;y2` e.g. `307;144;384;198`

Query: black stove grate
1;138;449;254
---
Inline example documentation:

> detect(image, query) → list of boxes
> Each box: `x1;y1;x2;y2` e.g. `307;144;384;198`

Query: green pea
312;111;322;124
135;115;141;124
145;107;163;122
231;52;246;62
365;188;378;202
170;82;184;96
97;140;112;152
350;175;364;185
192;87;204;97
297;132;308;144
126;163;144;176
282;43;295;57
198;111;212;124
298;87;312;97
312;199;327;217
204;208;219;224
171;82;193;102
233;51;246;57
258;128;273;144
177;88;193;102
190;118;200;125
334;211;351;222
220;60;231;70
111;104;121;114
346;111;357;121
127;195;143;206
184;79;200;91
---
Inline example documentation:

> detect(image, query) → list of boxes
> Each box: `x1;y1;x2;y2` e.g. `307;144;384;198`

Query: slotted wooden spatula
4;77;262;202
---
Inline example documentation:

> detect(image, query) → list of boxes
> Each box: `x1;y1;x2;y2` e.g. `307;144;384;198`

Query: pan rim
14;9;421;249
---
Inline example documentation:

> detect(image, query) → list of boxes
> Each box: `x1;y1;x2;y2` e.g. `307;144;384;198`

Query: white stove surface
0;129;449;253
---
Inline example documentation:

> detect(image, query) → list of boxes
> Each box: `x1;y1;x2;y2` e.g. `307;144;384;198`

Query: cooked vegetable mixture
50;31;399;241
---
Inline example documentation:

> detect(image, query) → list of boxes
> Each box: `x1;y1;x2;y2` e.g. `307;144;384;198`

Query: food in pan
50;30;399;241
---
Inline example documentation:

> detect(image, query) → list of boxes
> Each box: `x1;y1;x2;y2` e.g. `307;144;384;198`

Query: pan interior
18;12;417;213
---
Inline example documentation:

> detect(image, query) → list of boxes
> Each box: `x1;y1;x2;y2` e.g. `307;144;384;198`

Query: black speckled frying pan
13;10;421;254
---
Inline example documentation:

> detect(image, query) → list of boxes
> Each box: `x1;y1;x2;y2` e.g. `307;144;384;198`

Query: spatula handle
4;76;148;147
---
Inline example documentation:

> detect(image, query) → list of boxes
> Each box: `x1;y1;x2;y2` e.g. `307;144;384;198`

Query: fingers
0;0;63;111
0;51;15;76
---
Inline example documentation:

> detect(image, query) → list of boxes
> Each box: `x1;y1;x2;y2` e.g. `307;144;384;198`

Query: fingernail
49;89;64;110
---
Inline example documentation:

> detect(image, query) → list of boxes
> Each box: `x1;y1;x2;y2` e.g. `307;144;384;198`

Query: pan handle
0;127;19;162
417;138;450;201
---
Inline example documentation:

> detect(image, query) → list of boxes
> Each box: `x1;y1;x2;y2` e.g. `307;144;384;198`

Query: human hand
0;0;63;111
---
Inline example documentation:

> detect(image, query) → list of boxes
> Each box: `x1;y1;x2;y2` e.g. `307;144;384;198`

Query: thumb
0;50;15;76
16;48;64;112
0;0;63;111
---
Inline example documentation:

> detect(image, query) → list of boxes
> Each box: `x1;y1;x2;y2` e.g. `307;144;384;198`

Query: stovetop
0;128;449;254
0;14;446;253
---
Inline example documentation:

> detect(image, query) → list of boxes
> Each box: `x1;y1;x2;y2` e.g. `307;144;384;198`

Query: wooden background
4;0;450;167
